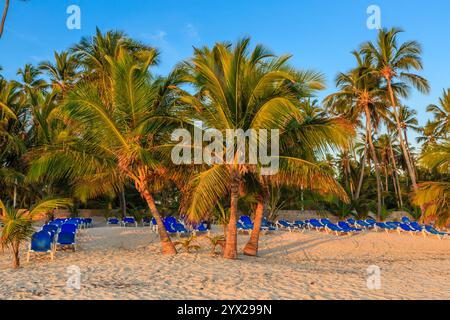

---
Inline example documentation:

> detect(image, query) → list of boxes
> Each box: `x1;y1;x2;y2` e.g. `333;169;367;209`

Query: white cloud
185;23;200;40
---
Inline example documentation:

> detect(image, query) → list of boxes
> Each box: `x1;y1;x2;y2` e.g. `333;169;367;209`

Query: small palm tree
427;89;450;139
412;141;450;226
173;235;201;253
0;198;72;269
206;234;226;255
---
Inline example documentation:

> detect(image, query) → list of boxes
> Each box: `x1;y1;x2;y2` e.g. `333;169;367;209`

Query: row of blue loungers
107;216;210;237
28;218;93;261
275;217;450;239
237;215;276;233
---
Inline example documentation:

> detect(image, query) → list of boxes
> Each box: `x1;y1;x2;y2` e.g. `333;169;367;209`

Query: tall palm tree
427;89;450;139
324;51;386;218
362;27;430;192
29;48;184;254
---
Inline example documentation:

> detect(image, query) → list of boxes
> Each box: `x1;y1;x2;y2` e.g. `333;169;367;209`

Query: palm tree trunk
386;80;418;191
12;242;20;269
119;190;126;218
243;195;264;257
13;179;17;208
140;188;177;255
364;105;382;219
224;170;239;260
0;0;9;38
388;137;403;207
355;144;367;200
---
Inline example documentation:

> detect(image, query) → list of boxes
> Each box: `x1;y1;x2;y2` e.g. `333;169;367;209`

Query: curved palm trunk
386;81;418;191
0;0;9;38
141;188;177;255
364;105;382;219
355;143;367;200
223;170;239;260
243;196;264;257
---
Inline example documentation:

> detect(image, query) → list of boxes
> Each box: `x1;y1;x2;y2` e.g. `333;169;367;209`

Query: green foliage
173;235;201;253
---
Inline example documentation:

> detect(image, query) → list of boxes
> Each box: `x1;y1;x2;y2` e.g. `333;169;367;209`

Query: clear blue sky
1;0;449;144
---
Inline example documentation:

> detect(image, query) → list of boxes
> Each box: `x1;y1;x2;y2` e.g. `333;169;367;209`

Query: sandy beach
0;224;449;300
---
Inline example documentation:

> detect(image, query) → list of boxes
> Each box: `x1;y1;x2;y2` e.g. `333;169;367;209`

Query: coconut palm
324;51;386;218
39;51;80;97
181;38;349;259
362;28;430;192
412;141;450;226
427;89;450;139
0;197;72;268
29;47;185;254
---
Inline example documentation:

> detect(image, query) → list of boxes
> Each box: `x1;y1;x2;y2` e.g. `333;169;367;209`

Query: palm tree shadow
258;232;365;257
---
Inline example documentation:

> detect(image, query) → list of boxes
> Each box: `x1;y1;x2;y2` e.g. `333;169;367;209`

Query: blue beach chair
338;221;362;233
122;216;138;227
56;231;77;251
27;231;55;262
423;226;450;240
107;217;120;226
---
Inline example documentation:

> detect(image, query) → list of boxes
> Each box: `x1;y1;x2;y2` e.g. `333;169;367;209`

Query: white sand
0;225;449;300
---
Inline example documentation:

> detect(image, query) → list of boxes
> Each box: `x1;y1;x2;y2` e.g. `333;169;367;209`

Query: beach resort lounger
309;219;325;231
338;221;362;233
107;217;120;226
237;221;253;233
402;216;412;224
422;226;450;240
409;222;423;232
397;223;420;236
193;223;210;235
276;220;295;232
151;218;158;232
56;231;77;251
27;231;55;262
42;224;59;234
122;216;138;227
84;218;93;228
355;220;372;229
142;217;152;226
60;223;78;234
325;223;348;236
347;218;356;226
374;222;397;233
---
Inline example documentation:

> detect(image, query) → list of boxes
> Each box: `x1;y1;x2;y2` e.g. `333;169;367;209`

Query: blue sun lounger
56;231;77;251
374;222;397;232
107;217;120;226
325;223;348;236
276;220;295;232
347;218;356;226
27;231;55;262
60;223;78;234
423;226;450;240
122;216;138;227
309;219;325;231
397;223;420;235
401;216;412;224
338;221;362;233
409;222;423;232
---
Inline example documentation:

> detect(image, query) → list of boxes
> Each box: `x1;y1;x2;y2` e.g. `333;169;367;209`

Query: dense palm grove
0;28;448;259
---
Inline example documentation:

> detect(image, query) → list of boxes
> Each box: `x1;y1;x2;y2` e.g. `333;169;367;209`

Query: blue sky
1;0;449;144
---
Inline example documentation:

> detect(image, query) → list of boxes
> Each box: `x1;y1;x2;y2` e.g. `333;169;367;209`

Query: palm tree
362;28;430;192
39;51;80;97
412;141;450;226
181;38;349;259
427;89;450;139
29;48;184;254
0;198;72;268
324;51;386;218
